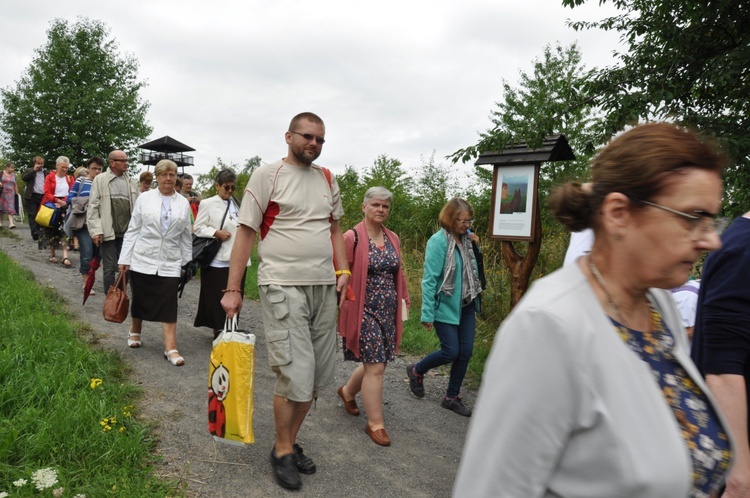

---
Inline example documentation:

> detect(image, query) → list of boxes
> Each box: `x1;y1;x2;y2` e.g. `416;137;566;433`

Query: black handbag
192;200;231;268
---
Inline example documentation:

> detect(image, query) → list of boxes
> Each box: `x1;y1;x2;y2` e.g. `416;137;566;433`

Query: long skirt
130;271;180;323
38;205;69;251
194;266;247;330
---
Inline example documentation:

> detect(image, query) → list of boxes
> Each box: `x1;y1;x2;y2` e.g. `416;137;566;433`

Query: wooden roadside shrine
475;135;574;308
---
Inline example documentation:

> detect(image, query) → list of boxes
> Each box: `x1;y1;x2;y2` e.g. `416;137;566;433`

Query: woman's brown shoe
337;385;360;416
365;425;390;447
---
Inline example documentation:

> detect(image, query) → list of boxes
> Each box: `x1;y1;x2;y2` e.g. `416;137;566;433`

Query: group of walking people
11;155;104;290
211;112;483;491
12;115;745;496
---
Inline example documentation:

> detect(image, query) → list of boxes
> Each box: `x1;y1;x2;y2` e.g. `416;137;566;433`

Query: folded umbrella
83;248;102;305
178;260;200;298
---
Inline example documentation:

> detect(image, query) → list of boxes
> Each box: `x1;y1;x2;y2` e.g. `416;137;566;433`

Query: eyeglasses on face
457;218;474;226
221;185;237;192
290;130;325;145
640;200;730;237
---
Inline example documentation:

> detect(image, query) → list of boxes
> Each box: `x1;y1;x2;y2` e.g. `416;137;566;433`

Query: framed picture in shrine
489;163;539;241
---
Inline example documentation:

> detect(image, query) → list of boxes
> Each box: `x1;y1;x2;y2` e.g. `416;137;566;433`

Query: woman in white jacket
118;159;192;366
454;123;733;497
192;169;249;338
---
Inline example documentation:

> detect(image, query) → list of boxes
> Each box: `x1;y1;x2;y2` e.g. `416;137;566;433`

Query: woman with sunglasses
193;169;249;338
407;198;483;417
454;123;733;497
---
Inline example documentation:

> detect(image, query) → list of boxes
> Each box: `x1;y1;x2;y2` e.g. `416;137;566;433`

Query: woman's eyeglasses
221;185;236;192
641;200;730;238
457;219;474;226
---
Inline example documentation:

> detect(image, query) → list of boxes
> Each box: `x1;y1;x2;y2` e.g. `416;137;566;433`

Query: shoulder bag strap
218;199;231;230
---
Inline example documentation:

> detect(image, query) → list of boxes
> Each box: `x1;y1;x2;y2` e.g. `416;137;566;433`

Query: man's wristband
335;270;351;276
222;288;243;293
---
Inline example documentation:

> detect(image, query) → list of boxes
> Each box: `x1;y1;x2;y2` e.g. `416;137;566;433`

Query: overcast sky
0;0;621;178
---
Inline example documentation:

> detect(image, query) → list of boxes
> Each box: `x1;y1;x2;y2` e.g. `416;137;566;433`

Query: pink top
337;220;410;359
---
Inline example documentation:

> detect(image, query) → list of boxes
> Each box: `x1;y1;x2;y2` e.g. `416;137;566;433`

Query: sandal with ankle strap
62;258;72;267
164;350;184;366
127;332;142;348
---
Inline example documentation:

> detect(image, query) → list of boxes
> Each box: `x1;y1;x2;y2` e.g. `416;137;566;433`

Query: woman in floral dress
0;162;18;229
337;186;410;446
455;123;732;497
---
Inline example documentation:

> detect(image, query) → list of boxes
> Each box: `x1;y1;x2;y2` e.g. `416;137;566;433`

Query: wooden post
500;195;543;308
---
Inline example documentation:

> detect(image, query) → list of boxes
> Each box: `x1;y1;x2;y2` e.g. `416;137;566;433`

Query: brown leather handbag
103;272;130;323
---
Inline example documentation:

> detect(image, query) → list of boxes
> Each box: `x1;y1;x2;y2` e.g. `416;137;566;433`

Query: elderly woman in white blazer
454;123;734;497
118;160;192;366
192;169;250;338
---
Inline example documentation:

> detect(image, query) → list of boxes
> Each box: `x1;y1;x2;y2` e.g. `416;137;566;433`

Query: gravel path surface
1;224;474;497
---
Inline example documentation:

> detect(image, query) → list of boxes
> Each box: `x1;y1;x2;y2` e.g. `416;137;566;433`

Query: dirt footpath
1;225;475;498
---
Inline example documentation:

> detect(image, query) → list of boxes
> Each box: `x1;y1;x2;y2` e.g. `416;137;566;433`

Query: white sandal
127;332;142;348
164;349;184;366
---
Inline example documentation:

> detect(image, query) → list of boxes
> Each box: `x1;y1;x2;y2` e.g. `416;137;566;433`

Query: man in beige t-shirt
222;112;349;491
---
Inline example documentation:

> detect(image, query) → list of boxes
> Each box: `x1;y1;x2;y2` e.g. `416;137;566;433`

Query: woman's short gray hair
56;156;70;166
154;159;178;178
363;186;393;205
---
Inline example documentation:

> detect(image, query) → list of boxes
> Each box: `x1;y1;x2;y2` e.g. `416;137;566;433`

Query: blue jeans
74;226;94;274
415;301;476;398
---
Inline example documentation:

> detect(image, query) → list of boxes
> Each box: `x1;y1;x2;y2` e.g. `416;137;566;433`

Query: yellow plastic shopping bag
208;317;255;445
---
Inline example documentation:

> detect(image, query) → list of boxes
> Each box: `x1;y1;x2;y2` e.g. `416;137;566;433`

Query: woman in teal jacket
407;198;482;416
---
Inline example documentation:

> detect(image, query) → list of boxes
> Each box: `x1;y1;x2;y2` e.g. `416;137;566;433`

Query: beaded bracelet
222;288;243;293
335;270;351;276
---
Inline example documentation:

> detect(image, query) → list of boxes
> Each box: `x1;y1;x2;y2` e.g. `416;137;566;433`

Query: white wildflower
53;487;65;497
74;494;87;498
12;478;27;486
31;467;59;491
0;491;8;498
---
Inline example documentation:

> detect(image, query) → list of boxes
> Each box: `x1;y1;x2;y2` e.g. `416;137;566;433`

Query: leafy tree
241;155;262;175
449;43;600;306
0;17;151;169
562;0;750;215
450;43;602;241
360;154;415;238
450;43;599;190
411;152;451;244
194;157;255;199
336;165;365;232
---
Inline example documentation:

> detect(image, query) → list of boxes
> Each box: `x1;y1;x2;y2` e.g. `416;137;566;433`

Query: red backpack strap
322;167;332;190
321;167;334;222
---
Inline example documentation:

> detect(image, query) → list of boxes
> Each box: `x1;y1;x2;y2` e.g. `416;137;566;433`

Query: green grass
0;251;179;497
